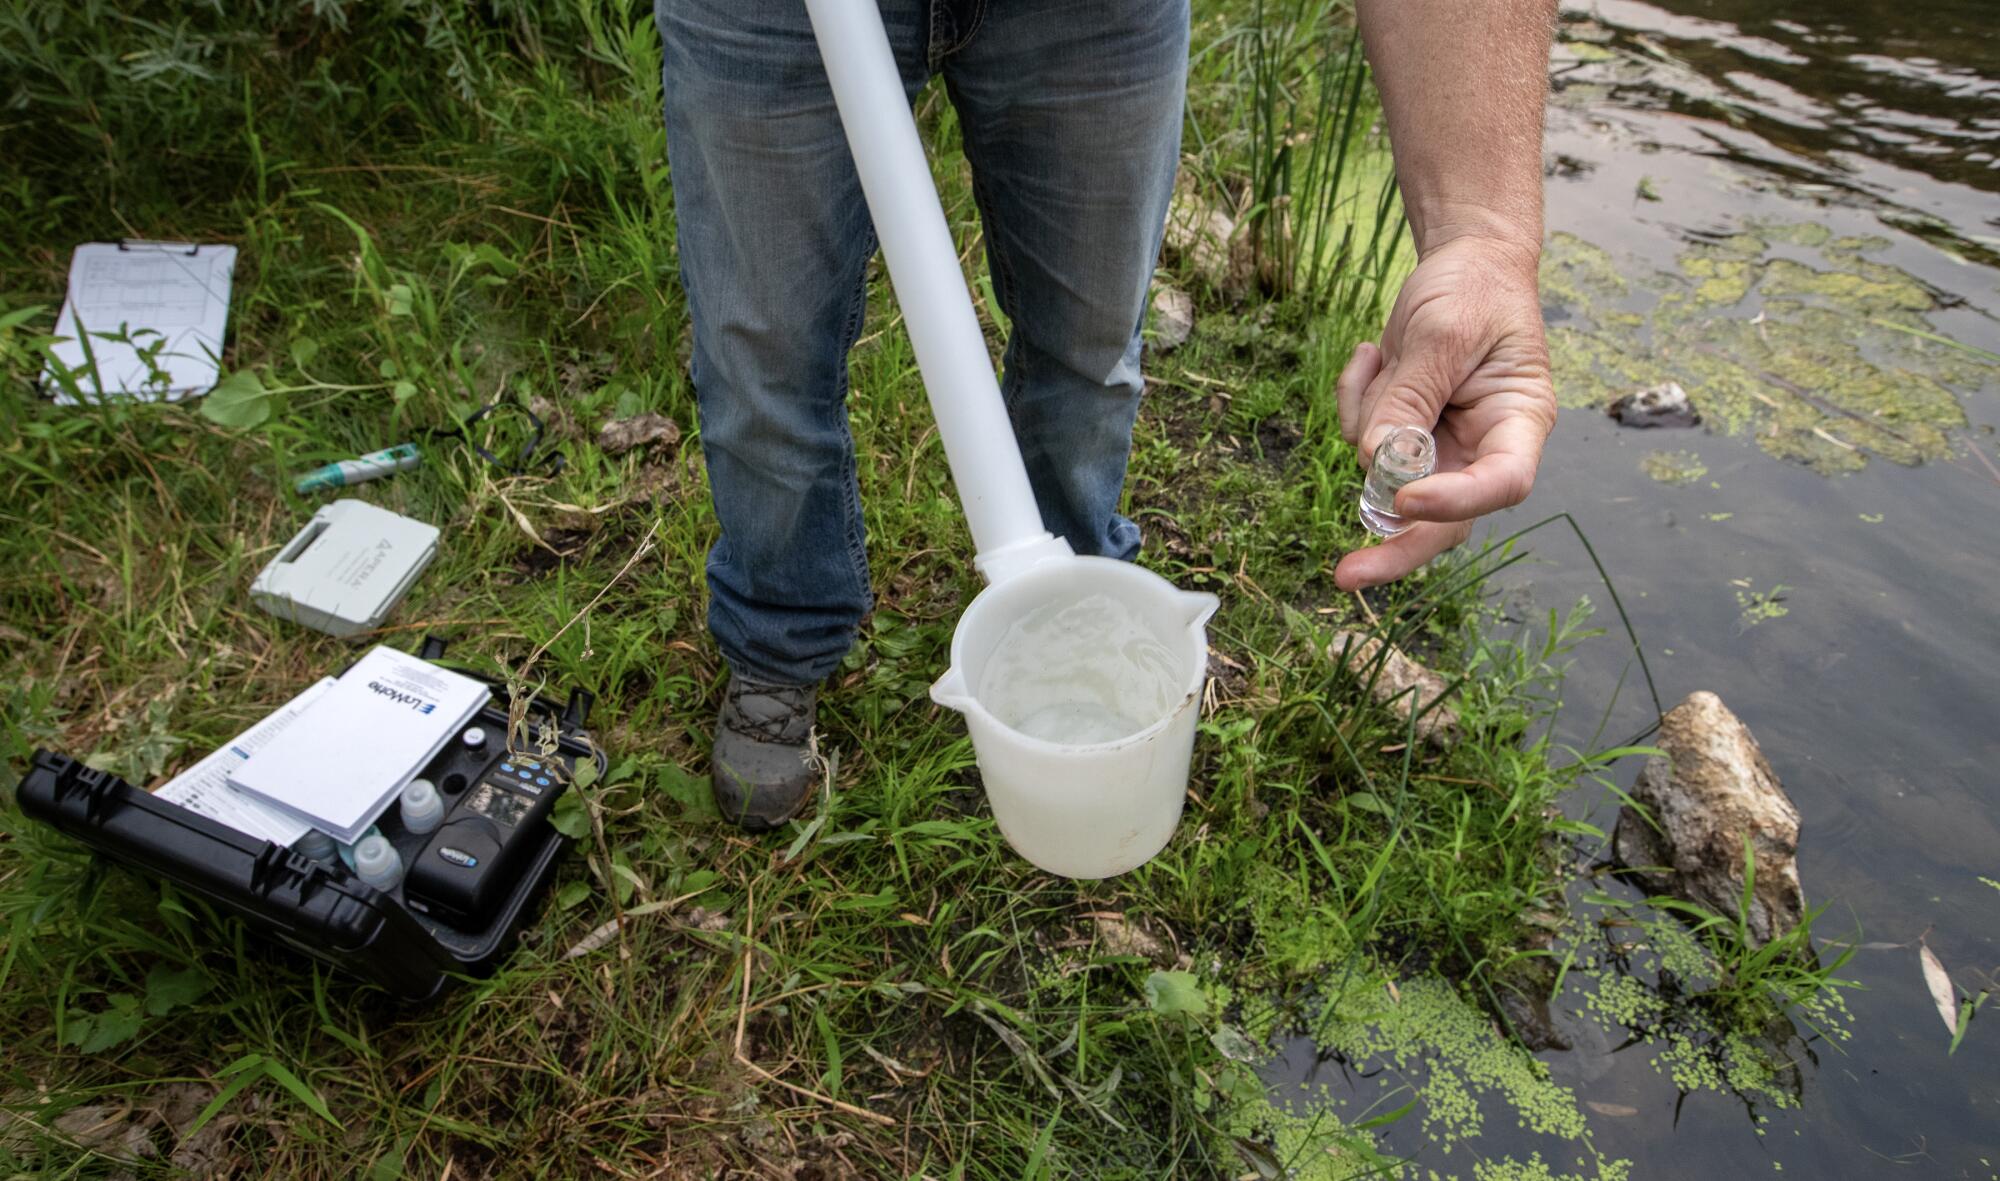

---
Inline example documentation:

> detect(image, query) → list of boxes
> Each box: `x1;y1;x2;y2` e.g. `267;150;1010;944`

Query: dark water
1273;0;2000;1175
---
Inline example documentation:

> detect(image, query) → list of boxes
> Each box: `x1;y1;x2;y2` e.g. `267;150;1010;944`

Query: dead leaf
685;905;731;932
1585;1100;1639;1117
598;413;682;456
1920;941;1960;1037
1092;914;1170;963
561;899;687;959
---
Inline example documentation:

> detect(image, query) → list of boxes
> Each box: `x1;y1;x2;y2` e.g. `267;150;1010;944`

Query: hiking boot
710;677;818;831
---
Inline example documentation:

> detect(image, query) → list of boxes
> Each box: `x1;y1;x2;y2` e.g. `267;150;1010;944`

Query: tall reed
1235;0;1411;320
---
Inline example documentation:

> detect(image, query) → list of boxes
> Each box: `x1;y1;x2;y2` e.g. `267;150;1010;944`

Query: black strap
425;397;566;478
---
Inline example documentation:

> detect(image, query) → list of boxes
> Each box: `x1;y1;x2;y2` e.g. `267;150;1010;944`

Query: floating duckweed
1538;225;1988;474
1641;450;1708;484
1469;1152;1634;1181
1319;977;1591;1145
1540;231;1630;307
1586;974;1667;1029
1645;918;1718;987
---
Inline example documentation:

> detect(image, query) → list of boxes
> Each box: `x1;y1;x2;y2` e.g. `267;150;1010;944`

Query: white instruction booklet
154;678;336;847
227;646;490;844
43;241;238;403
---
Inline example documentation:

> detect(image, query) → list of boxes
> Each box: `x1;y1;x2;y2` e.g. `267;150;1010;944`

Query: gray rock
1608;381;1700;428
1149;286;1194;354
1612;691;1804;945
1328;630;1462;748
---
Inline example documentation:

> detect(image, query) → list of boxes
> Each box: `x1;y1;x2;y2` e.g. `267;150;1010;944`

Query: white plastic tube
803;0;1069;583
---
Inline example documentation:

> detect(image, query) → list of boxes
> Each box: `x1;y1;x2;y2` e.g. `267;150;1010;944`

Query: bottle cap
462;726;486;748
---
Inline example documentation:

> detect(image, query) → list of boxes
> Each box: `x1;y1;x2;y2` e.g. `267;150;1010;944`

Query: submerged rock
1613;691;1805;945
1608;380;1700;428
1328;630;1462;748
1149;285;1195;354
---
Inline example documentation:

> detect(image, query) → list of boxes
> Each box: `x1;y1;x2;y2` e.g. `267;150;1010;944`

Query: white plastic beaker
931;558;1218;879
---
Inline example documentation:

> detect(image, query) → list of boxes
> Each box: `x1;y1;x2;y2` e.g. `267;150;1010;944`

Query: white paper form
228;647;489;844
154;678;335;846
43;242;239;403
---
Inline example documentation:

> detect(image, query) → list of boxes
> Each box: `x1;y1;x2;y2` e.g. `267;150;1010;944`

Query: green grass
0;2;1841;1177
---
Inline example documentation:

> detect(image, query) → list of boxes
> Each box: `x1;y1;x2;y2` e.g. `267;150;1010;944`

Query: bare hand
1334;235;1557;590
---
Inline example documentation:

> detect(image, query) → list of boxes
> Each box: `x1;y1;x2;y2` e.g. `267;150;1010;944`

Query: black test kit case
12;639;602;1002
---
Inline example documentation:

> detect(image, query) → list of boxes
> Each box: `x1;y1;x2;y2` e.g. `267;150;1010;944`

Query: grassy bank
0;3;1810;1177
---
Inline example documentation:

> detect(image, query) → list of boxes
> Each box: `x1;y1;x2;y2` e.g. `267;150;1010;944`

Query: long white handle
803;0;1070;583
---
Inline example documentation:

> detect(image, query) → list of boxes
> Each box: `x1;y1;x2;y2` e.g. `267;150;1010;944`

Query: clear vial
351;834;405;892
1359;425;1437;538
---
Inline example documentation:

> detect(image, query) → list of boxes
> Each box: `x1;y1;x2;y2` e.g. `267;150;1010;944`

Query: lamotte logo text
368;681;437;714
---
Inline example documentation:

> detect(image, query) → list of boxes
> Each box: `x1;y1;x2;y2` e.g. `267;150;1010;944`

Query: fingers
1395;413;1547;522
1335;342;1381;447
1334;520;1473;591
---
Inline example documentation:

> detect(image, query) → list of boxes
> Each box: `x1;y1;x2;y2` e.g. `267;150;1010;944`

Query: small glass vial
401;778;444;834
351;834;405;892
1359;426;1437;538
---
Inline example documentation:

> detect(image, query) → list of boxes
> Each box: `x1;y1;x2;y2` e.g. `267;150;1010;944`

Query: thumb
1355;357;1448;469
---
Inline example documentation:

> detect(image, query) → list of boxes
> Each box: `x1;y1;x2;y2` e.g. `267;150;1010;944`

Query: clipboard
42;240;239;404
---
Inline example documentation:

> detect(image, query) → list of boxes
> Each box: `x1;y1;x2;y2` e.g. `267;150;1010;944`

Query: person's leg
658;0;931;688
939;0;1191;559
657;0;928;825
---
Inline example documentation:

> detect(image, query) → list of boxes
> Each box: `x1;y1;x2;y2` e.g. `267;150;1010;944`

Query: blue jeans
657;0;1190;687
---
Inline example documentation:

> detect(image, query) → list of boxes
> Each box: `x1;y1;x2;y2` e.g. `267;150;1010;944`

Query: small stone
598;412;683;456
1612;691;1804;945
1328;630;1462;748
1149;286;1194;354
1163;179;1256;299
1608;380;1700;428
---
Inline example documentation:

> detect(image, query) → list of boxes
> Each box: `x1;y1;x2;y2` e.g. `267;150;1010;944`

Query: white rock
1613;691;1804;945
1149;286;1195;354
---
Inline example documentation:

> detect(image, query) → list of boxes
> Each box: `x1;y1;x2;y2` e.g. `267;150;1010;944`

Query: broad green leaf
144;963;210;1016
1209;1024;1260;1062
549;791;591;840
1343;790;1389;816
289;336;319;367
69;994;145;1053
556;880;592;910
657;763;718;821
1143;970;1207;1019
201;369;272;429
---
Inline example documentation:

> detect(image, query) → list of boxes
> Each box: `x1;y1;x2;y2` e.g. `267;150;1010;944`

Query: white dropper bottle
351;834;404;892
401;778;444;835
